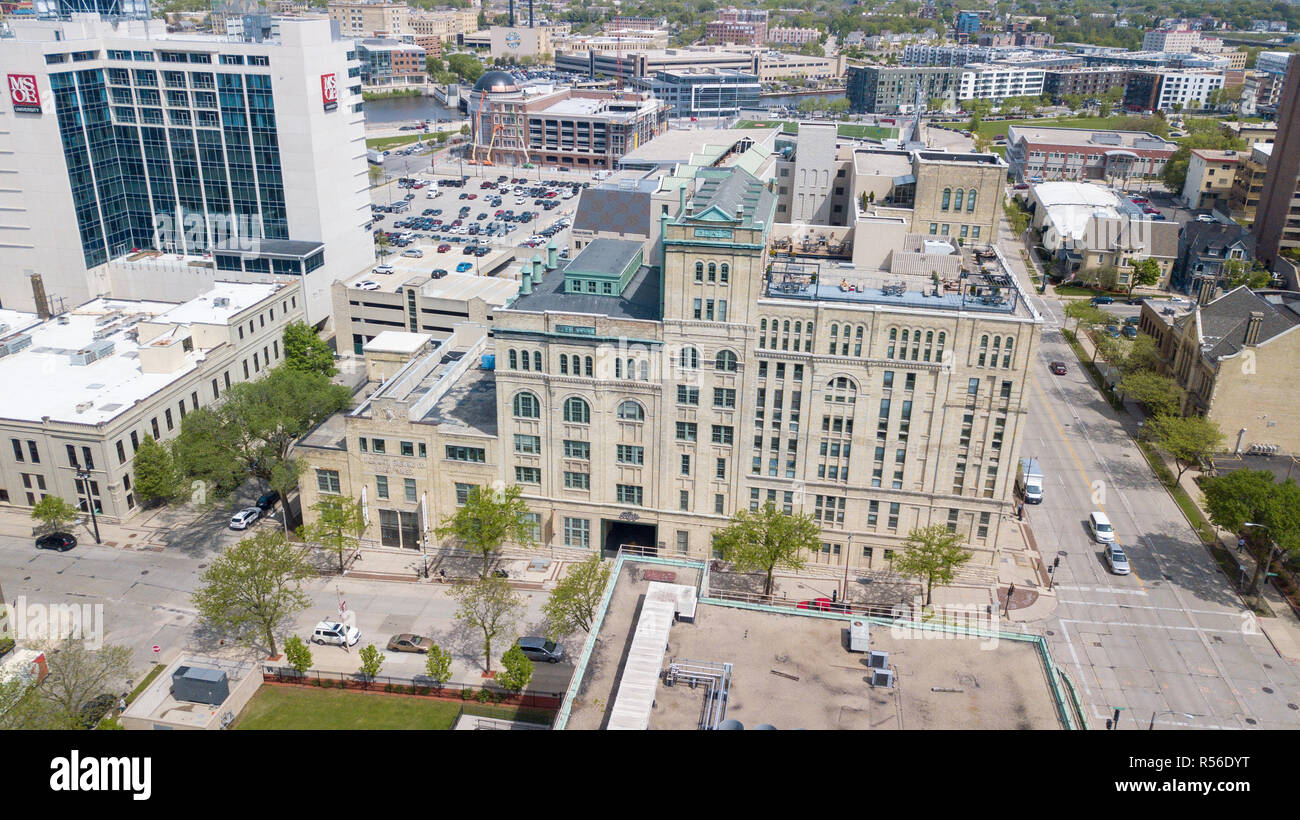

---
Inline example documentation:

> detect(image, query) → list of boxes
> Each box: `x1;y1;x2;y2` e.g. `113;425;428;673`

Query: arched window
978;335;989;367
584;356;593;377
533;351;542;372
924;330;934;362
804;322;814;352
887;327;897;359
617;400;644;421
615;359;623;379
828;376;857;403
638;360;649;381
563;396;590;424
936;332;946;361
854;325;864;357
720;263;729;283
694;261;704;282
680;346;699;369
507;349;518;369
783;319;791;333
625;358;635;380
967;190;977;212
941;188;951;210
760;318;767;332
828;323;839;354
715;349;738;372
559;354;568;375
1002;337;1014;368
954;188;964;211
520;350;530;371
708;262;716;282
513;391;540;418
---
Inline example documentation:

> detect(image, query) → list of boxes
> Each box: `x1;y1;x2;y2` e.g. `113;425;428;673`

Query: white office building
0;14;373;324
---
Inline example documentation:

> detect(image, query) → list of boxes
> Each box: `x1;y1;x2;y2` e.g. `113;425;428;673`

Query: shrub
475;688;492;703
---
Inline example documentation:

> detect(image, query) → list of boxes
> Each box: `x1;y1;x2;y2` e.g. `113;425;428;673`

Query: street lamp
1243;522;1280;598
1148;710;1203;730
75;467;100;545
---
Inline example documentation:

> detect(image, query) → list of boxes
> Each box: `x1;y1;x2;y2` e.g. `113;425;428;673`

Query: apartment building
1041;67;1129;102
636;68;762;119
846;65;960;113
1141;26;1210;54
297;165;1042;570
356;38;426;87
957;63;1045;101
409;8;478;42
1229;142;1271;222
0;282;302;523
1251;55;1300;265
767;27;820;46
1181;149;1241;211
1124;69;1224;111
707;7;768;47
327;0;410;38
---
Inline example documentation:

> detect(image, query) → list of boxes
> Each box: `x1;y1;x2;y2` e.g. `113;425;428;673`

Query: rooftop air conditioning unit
870;668;894;688
849;619;871;652
867;650;889;669
213;296;230;307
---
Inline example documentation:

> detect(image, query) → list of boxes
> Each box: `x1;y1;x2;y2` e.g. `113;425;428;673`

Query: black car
255;491;280;512
36;532;77;552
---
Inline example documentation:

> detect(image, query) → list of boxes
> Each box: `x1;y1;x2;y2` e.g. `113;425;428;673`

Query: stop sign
152;645;160;654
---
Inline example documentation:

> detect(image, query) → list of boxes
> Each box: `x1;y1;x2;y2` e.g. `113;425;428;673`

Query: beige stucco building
297;163;1042;573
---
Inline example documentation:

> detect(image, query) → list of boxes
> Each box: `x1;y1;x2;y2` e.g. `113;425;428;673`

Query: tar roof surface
506;264;663;322
565;561;1064;731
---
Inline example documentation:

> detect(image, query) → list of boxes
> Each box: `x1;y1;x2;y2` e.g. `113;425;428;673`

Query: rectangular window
515;466;541;484
317;469;341;494
164;409;174;431
372;439;386;454
376;475;389;500
130;431;139;452
523;512;542;542
616;484;643;505
616;445;645;465
714;493;725;514
151;418;160;439
563;517;590;548
455;483;477;505
404;478;417;502
712;388;736;409
514;434;541;454
563;440;590;459
11;439;23;462
676;530;689;554
400;441;415;457
715;458;727;479
563;471;590;489
66;444;79;467
676;385;699;405
680;454;691;475
711;425;734;445
679;490;690;510
27;442;39;464
445;446;486;463
676;422;698;442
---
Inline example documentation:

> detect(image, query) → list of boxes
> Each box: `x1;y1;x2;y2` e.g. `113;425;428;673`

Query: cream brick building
0;282;303;522
297;164;1042;572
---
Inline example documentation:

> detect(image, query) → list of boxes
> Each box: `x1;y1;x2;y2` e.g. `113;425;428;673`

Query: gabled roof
682;166;775;230
1181;221;1255;258
1177;286;1300;361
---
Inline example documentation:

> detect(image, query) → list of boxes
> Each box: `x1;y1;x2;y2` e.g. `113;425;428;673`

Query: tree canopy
435;485;535;578
542;553;612;638
283;321;337;378
452;576;523;674
893;524;972;606
1145;413;1225;483
713;503;819;595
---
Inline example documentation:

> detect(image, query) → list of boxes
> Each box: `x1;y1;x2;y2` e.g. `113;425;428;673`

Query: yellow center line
1029;372;1146;590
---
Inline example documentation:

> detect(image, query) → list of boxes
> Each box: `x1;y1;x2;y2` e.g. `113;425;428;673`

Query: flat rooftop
506;264;663;322
419;360;497;436
364;330;432;355
346;262;519;303
564;560;1064;730
620;127;779;167
152;281;281;325
1007;125;1177;151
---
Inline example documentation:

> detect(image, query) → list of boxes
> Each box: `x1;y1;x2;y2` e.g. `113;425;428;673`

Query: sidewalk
0;502;201;551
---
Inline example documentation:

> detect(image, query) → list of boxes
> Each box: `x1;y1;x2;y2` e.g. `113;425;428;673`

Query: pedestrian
1238;536;1246;554
118;695;127;715
341;638;349;654
1018;503;1025;521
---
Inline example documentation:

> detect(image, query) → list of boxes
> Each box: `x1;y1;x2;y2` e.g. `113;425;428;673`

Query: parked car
797;597;850;613
455;262;473;272
431;268;448;278
354;280;380;291
1049;361;1068;375
401;248;424;257
386;633;434;653
1196;214;1215;223
1088;511;1115;543
437;244;451;253
312;621;360;646
256;491;280;512
1104;544;1131;575
1122;325;1138;339
35;532;77;552
1090;296;1114;305
1105;325;1121;337
229;507;261;530
373;264;395;274
516;637;564;663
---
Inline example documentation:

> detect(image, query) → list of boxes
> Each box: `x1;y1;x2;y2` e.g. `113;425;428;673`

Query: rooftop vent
74;401;93;414
213;296;230;307
0;334;33;357
56;316;71;325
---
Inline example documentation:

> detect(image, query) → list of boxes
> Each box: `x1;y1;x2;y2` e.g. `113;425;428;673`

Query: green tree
1064;300;1110;333
713;503;819;596
1095;265;1120;293
893;525;973;607
132;435;181;506
1128;257;1162;294
31;495;79;534
284;634;313;675
299;495;366;574
1200;470;1300;594
173;367;352;500
376;232;392;260
424;644;453;686
496;644;534;692
541;553;611;638
797;40;826;57
1119;334;1163;376
446;52;484;83
435;485;535;579
282;320;336;378
1062;92;1085;112
1118;370;1183;416
192;529;313;658
368;164;384;187
27;640;131;728
425;55;444;75
1145;413;1225;484
928;96;946;113
358;644;385;683
452;576;524;675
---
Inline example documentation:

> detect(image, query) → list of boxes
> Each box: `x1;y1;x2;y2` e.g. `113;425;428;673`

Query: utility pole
75;468;101;545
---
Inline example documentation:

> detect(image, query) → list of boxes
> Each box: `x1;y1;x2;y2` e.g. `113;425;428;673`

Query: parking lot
367;167;583;278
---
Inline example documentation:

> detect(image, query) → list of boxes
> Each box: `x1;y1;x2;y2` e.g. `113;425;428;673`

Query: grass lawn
366;134;427;151
972;115;1122;142
734;120;897;140
233;685;551;730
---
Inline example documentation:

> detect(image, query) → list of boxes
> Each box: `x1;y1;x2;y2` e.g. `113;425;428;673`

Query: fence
261;666;563;712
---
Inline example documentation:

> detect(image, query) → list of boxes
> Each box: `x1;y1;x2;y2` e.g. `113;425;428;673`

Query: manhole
1264;664;1273;670
1245;718;1257;725
1093;642;1103;647
1262;687;1274;694
23;576;30;581
1057;550;1068;557
1046;630;1055;636
140;569;149;575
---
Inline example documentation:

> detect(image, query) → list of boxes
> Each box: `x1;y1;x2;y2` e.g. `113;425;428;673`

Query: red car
544;191;557;198
797;597;850;613
437;244;451;253
1049;361;1068;375
466;193;477;199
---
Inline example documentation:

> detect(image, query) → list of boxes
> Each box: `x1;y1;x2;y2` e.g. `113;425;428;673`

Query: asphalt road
1000;211;1300;730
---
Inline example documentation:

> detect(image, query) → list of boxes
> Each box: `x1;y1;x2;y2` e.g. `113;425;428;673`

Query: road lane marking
1028;372;1147;592
1060;618;1244;635
1053;585;1148;596
1058;601;1244;617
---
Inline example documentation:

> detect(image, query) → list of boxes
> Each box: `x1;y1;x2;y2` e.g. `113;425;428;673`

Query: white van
1088;511;1115;543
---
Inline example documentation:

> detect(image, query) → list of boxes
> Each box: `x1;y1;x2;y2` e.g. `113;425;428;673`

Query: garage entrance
602;517;657;558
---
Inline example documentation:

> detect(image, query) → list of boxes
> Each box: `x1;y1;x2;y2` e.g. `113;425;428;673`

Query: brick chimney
1245;311;1265;346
